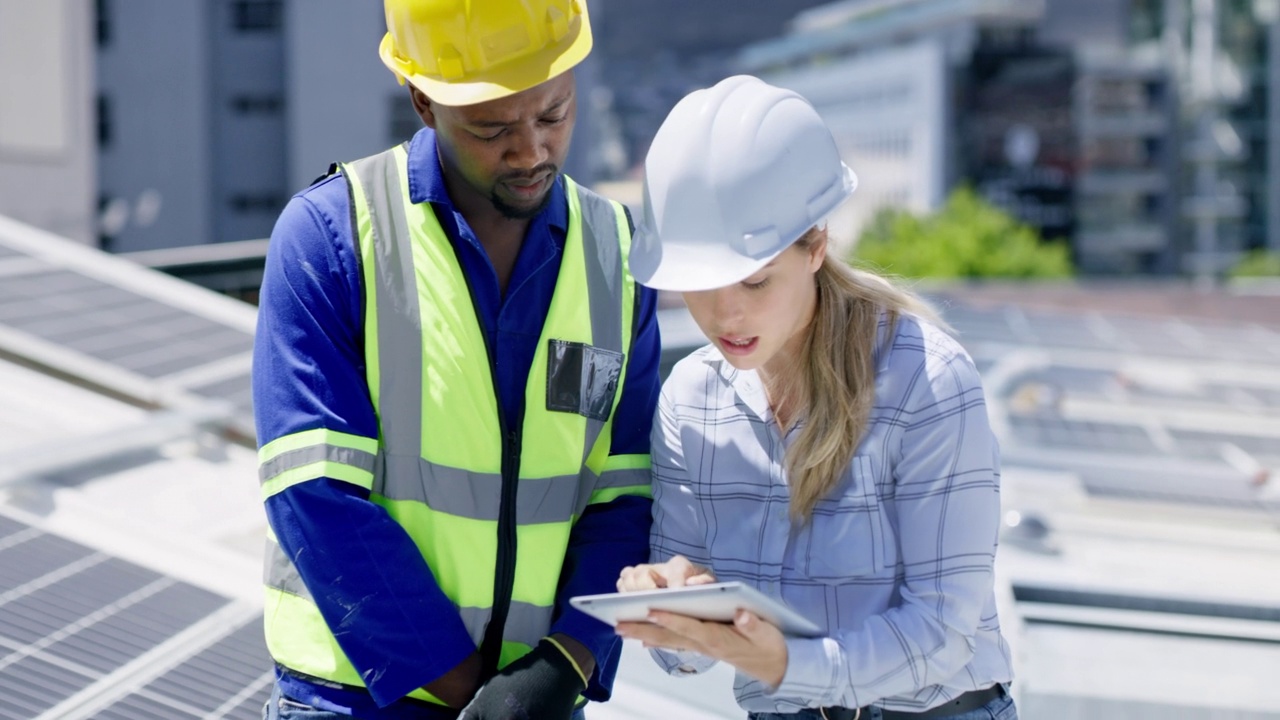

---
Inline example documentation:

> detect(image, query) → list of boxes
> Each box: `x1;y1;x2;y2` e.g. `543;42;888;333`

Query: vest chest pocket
801;455;892;581
546;339;624;422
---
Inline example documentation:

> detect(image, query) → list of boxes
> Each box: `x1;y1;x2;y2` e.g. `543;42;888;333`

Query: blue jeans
263;683;589;720
748;687;1017;720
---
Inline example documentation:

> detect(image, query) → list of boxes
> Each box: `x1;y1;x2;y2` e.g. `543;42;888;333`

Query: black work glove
457;638;587;720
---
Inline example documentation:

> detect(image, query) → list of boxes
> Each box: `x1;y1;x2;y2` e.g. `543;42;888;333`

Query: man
252;2;659;718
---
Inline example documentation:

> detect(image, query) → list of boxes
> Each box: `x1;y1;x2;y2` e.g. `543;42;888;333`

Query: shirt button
676;664;698;674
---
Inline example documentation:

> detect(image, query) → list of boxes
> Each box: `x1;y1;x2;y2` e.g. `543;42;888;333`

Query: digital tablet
570;581;824;638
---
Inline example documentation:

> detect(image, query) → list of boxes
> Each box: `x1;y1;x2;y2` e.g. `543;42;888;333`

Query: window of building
97;95;112;148
388;93;422;144
96;0;111;47
230;94;283;115
229;193;286;214
232;1;282;32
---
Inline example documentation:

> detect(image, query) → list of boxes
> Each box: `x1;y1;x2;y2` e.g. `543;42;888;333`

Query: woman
616;76;1017;720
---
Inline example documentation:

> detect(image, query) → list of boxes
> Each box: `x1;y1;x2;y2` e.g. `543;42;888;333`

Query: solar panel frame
0;231;259;441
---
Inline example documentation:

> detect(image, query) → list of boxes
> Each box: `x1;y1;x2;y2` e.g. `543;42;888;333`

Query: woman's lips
718;336;758;356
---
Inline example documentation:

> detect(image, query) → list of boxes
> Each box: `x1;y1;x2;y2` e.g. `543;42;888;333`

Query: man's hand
458;638;586;720
616;609;789;688
423;650;483;708
616;555;715;592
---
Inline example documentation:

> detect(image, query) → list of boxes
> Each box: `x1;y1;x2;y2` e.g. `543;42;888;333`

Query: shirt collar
704;350;773;422
406;126;568;235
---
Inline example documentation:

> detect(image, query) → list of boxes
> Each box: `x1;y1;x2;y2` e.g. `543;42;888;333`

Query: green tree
851;187;1074;278
1228;249;1280;278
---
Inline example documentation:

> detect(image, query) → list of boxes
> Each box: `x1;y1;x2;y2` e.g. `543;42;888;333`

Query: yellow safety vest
258;144;649;705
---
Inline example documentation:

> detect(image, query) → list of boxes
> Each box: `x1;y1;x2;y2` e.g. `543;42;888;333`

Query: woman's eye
742;278;770;290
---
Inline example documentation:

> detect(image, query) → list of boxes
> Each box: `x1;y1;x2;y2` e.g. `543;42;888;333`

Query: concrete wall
0;0;96;244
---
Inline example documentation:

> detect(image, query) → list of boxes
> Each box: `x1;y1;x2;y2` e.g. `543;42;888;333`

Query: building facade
740;0;1277;275
96;0;289;251
95;0;608;254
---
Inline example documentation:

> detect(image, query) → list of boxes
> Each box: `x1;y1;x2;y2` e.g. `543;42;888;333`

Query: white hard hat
630;75;858;292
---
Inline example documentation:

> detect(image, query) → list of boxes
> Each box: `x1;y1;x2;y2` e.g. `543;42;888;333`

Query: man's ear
410;86;436;129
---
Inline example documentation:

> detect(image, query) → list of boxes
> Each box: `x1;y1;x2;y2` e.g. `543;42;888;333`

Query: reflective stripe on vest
263;144;641;704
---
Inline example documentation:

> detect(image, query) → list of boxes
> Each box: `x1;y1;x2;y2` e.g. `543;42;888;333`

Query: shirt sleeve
647;378;720;677
769;342;1002;706
549;282;661;700
254;183;475;708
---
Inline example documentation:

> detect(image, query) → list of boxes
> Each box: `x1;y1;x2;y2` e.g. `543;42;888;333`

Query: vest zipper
444;242;523;680
481;418;522;679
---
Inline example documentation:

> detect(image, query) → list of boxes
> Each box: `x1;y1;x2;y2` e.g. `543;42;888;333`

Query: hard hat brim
630;235;779;293
631;163;859;293
379;8;593;108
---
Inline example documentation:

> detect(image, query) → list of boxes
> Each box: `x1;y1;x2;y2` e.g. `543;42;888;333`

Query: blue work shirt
253;126;660;719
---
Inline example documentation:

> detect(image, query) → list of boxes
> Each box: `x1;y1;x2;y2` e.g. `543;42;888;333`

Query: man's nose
506;127;550;171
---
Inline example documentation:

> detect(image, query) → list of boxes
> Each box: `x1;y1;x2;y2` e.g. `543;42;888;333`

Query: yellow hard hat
380;0;593;107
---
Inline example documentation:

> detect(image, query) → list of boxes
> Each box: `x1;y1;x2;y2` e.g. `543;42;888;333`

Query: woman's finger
616;620;697;651
617;564;663;591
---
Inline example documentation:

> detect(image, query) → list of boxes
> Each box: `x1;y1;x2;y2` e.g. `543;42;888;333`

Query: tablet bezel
569;581;824;638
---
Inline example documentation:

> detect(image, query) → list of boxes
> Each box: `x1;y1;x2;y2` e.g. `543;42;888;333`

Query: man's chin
491;186;553;220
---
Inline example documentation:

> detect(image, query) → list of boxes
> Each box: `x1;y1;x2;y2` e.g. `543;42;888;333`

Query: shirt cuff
652;647;718;676
768;636;842;706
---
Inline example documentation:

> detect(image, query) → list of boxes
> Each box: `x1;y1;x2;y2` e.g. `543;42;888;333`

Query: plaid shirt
649;314;1015;713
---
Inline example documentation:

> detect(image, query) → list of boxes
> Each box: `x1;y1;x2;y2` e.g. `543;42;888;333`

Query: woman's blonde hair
779;228;947;521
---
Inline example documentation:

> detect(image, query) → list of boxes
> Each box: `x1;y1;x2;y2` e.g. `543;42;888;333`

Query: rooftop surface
0;213;1276;718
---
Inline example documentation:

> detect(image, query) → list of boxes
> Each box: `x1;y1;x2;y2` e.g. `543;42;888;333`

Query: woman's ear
807;227;829;272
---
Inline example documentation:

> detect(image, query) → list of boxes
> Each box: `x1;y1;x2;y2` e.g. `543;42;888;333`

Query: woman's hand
617;609;789;688
616;555;716;591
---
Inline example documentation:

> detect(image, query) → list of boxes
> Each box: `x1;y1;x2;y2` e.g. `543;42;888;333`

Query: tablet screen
570;581;823;638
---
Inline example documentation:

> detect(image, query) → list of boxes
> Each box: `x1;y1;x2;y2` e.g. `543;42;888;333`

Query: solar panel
1013;585;1280;622
938;295;1280;364
1014;311;1121;352
0;270;252;380
939;305;1027;345
0;221;258;441
1193;329;1280;364
1007;415;1160;454
0;516;247;720
1015;366;1117;396
1076;465;1269;510
0;515;27;541
98;618;272;720
90;693;201;720
1166;429;1277;459
189;372;254;415
0;532;96;594
0;656;92;720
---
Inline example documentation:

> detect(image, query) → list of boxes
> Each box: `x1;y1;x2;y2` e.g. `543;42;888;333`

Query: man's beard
490;165;558;220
